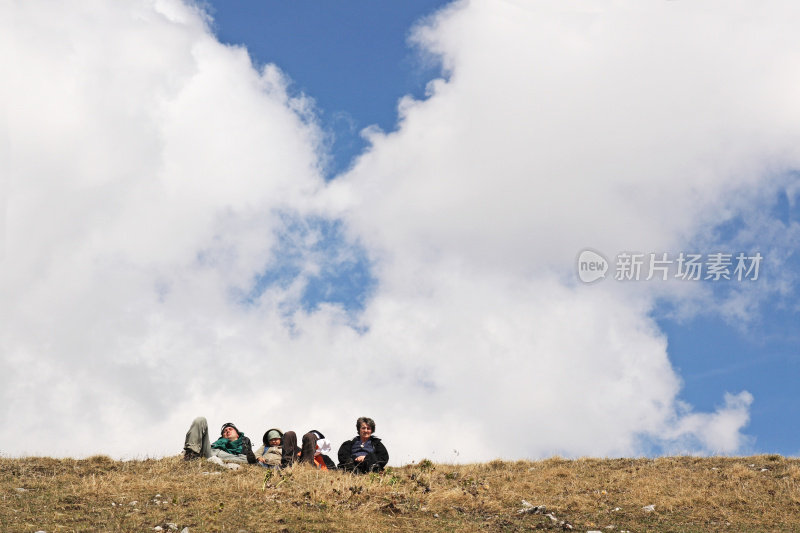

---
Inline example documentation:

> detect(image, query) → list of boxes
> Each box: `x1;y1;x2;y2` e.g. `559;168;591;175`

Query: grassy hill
2;454;799;532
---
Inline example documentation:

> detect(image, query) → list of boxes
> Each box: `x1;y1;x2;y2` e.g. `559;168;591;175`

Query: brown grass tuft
1;455;799;532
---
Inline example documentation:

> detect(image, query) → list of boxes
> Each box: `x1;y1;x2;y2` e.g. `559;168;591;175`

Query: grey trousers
184;416;249;464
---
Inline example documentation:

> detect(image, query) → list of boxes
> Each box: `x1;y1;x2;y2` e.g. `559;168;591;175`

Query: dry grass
2;454;799;532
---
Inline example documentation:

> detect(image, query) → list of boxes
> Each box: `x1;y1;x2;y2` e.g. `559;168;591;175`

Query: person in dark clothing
337;416;389;473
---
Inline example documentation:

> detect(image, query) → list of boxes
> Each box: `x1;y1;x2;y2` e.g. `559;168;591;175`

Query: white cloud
665;392;755;454
329;0;800;459
2;0;799;461
1;0;327;456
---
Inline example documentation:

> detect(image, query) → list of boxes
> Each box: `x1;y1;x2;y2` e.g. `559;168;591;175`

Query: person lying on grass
337;416;389;473
183;417;257;465
253;428;284;468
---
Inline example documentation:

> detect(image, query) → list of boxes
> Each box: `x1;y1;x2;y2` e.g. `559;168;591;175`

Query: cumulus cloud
2;0;799;461
329;0;800;459
1;0;328;456
664;392;754;454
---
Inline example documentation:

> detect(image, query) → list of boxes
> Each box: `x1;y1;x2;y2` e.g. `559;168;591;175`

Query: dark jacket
337;436;389;472
241;436;257;464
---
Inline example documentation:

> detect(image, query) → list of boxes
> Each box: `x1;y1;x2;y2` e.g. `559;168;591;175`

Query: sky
2;0;799;463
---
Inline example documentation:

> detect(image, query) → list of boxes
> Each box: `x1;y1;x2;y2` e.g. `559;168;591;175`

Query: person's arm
253;444;269;464
373;439;389;470
242;437;257;464
337;439;353;468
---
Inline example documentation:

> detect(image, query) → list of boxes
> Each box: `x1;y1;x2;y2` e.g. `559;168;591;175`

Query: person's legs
300;432;318;464
355;453;380;473
210;449;249;464
184;416;211;458
281;431;299;467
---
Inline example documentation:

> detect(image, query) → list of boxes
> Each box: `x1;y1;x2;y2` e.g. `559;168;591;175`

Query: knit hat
220;422;240;436
263;428;284;445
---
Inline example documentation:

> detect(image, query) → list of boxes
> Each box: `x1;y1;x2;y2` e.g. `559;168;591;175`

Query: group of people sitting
182;416;389;474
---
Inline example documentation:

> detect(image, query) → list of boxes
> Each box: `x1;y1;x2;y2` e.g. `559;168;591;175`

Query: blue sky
205;0;448;177
3;0;800;461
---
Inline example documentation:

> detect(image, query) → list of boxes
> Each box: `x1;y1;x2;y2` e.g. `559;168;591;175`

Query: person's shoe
183;449;201;461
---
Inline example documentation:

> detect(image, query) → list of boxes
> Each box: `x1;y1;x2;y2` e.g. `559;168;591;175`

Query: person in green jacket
183;417;257;465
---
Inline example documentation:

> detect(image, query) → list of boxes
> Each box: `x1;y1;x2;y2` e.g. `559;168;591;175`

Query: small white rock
153;527;163;532
14;487;27;492
167;523;178;530
181;528;190;533
129;501;138;506
642;504;655;512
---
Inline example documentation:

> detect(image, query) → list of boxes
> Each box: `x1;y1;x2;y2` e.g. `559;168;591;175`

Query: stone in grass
517;500;546;515
642;504;655;512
